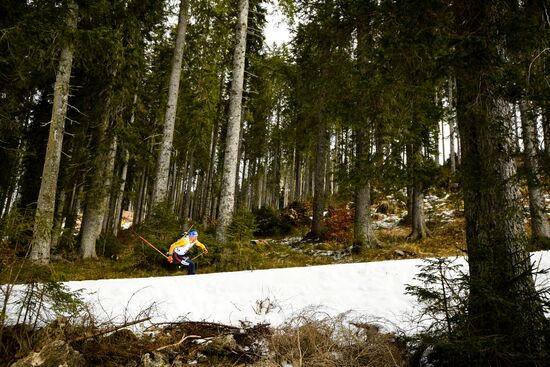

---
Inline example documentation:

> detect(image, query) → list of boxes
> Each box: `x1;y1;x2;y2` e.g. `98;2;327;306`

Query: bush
406;257;550;366
281;201;312;227
227;208;257;245
253;206;293;237
0;208;34;256
323;205;354;244
97;233;124;259
1;277;87;365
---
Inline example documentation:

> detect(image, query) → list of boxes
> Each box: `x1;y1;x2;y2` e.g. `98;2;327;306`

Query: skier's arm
195;240;208;254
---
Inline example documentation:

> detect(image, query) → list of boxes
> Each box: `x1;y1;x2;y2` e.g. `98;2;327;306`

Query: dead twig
72;317;150;342
156;333;201;351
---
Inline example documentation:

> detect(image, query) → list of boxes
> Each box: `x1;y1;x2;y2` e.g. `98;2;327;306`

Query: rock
11;340;86;367
139;351;170;367
394;250;406;257
210;334;238;351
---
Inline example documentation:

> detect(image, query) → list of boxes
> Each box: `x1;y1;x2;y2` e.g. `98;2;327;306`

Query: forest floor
1;191;472;283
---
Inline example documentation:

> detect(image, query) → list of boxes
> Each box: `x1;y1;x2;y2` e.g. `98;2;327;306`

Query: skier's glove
167;256;173;263
204;249;208;255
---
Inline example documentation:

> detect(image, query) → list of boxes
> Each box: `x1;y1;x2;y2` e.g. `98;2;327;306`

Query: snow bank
3;252;550;335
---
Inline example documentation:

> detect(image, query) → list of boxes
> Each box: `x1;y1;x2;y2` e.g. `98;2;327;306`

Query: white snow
4;252;550;336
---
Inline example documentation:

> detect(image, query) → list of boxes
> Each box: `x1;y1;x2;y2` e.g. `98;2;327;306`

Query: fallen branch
72;317;151;342
156;333;201;351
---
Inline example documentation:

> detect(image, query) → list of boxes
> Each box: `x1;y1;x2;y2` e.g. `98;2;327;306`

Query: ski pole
191;252;204;261
132;230;169;259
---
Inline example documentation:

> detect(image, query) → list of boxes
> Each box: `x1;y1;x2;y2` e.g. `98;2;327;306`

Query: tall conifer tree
216;0;249;243
30;0;78;264
151;0;190;207
454;1;547;360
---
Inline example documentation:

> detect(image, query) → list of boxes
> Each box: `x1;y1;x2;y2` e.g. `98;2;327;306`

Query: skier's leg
187;259;196;275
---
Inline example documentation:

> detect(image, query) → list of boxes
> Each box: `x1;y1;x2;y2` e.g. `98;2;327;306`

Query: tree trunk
310;119;329;239
151;0;189;207
215;0;249;244
183;154;194;219
293;148;301;202
30;0;78;264
440;120;445;166
542;105;550;166
202;114;220;224
324;142;332;198
79;131;117;259
353;128;378;250
192;172;204;220
202;73;225;224
168;150;178;208
455;1;546;357
1;148;21;218
63;182;82;239
234;113;245;208
403;144;413;225
239;151;248;209
409;173;429;240
514;103;523;153
306;156;313;199
134;167;147;226
448;77;456;173
519;100;550;240
273;103;282;209
50;188;66;251
112;149;129;236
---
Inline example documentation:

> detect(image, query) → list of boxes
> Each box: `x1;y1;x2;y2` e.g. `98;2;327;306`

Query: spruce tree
454;1;548;361
30;0;78;264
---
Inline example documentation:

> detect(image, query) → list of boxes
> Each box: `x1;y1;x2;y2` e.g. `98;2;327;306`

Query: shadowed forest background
2;0;550;366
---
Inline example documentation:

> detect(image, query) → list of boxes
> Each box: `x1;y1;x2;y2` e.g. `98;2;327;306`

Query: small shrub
405;257;468;339
0;208;34;255
227;208;257;245
281;201;312;227
1;276;87;363
97;233;123;258
323;205;354;244
253;207;280;236
253;207;293;237
405;257;550;366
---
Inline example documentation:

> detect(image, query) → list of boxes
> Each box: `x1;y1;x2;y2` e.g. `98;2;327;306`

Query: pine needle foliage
227;208;257;246
407;257;550;366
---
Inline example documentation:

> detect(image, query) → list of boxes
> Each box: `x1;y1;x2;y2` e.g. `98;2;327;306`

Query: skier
167;229;208;275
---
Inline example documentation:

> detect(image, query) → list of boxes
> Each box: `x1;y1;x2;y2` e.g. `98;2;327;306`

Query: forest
1;0;550;365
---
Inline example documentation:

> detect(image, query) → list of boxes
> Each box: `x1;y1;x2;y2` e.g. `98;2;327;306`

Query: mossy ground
2;216;468;284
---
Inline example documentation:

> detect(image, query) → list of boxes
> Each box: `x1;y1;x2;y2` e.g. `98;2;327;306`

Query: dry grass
368;218;467;261
264;313;408;367
3;313;411;366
